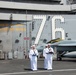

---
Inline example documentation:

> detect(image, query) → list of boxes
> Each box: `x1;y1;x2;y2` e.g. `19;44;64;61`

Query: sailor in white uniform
46;44;54;70
29;45;38;71
43;44;54;70
43;44;48;69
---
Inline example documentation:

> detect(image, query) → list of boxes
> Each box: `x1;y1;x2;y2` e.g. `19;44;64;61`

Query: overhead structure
0;0;76;19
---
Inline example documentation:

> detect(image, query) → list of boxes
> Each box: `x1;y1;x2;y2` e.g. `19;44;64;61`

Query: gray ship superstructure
0;0;76;59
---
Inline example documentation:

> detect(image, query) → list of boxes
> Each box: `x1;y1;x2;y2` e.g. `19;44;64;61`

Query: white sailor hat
31;45;36;47
48;43;51;46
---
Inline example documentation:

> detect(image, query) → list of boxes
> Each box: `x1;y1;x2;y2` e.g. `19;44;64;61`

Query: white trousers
30;56;37;71
46;55;53;70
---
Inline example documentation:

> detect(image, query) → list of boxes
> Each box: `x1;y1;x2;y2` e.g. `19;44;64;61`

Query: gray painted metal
0;1;71;11
0;15;76;59
0;13;32;21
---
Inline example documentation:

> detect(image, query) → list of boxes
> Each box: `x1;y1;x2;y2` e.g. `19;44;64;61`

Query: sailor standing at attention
29;45;38;71
45;44;54;70
43;44;48;69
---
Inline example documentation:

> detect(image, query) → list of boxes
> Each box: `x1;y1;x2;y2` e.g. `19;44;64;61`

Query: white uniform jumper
29;49;38;71
43;48;47;69
44;47;54;70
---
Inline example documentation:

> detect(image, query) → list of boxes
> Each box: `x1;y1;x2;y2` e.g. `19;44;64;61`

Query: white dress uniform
44;47;54;70
43;48;48;69
29;49;38;71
